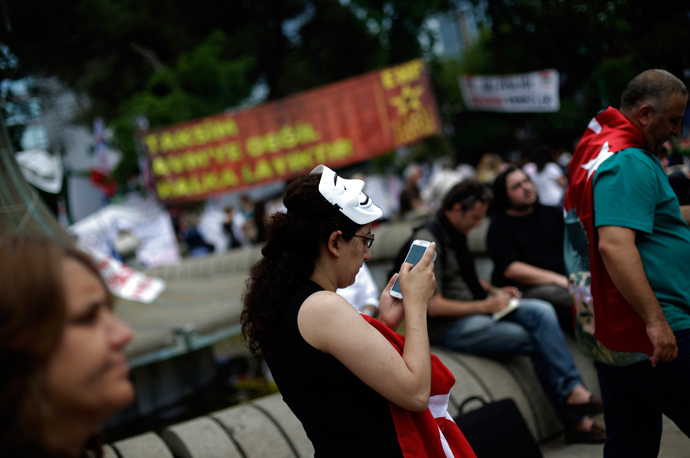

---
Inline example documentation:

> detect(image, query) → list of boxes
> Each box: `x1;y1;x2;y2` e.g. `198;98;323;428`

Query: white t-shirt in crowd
336;263;379;314
523;162;565;207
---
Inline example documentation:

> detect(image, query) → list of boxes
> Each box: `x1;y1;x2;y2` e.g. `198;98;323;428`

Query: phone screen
390;243;429;297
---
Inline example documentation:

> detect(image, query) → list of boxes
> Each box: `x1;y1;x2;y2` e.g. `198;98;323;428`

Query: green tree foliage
111;30;257;182
123;31;256;128
2;1;689;182
433;0;690;164
0;0;456;184
276;0;386;94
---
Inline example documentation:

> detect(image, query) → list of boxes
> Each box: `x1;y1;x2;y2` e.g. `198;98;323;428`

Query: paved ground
541;414;689;457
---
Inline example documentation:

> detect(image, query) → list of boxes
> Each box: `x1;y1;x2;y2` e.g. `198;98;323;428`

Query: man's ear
327;231;342;257
638;104;655;127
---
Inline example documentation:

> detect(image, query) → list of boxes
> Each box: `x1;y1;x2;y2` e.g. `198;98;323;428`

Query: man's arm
503;261;568;289
427;291;510;318
478;277;520;297
598;225;677;366
680;205;690;225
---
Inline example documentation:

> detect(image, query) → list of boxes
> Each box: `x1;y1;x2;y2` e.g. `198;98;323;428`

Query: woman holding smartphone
0;238;135;457
242;165;473;457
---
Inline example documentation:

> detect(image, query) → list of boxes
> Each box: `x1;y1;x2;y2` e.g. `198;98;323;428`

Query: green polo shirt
593;147;690;331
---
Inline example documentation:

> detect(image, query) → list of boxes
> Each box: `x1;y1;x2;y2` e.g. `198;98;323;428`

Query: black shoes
563;395;606;444
564;394;604;417
565;423;607;444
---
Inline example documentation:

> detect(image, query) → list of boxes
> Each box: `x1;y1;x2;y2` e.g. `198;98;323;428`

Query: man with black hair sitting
408;178;605;444
487;167;572;330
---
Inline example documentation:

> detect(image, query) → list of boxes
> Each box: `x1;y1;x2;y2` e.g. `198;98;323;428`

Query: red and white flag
565;106;653;356
362;315;476;457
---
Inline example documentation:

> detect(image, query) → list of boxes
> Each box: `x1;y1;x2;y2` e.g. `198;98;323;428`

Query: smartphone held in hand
390;239;436;299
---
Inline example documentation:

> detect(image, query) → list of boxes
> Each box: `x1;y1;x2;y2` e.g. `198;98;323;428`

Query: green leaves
127;31;256;128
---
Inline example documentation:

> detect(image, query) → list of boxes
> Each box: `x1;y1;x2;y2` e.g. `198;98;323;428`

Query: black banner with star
140;58;442;203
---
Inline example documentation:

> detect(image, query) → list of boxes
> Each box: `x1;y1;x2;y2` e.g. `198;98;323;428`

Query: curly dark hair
241;173;362;354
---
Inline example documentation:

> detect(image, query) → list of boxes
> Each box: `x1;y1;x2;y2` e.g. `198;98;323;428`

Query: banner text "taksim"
143;118;239;155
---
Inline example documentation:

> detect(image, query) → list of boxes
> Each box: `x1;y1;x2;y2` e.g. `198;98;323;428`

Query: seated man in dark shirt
487;167;572;330
412;178;604;443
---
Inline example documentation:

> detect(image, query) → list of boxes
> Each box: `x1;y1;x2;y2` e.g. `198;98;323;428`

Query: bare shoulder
300;290;356;317
299;290;368;351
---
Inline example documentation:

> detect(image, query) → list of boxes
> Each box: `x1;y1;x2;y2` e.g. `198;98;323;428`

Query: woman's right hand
398;242;436;310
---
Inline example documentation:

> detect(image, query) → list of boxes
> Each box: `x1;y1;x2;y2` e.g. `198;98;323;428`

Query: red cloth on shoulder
565;106;652;355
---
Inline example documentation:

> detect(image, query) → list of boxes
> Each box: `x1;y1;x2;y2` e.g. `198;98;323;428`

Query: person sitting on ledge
487;167;573;331
409;178;605;444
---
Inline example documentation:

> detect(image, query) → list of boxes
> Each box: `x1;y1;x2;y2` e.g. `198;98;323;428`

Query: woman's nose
108;313;134;349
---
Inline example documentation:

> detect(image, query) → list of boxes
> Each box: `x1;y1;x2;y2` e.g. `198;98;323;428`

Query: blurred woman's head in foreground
0;237;134;457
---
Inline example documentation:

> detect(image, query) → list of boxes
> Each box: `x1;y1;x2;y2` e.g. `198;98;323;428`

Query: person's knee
525;284;571;309
521;298;559;320
499;328;534;354
476;323;534;355
443;322;534;355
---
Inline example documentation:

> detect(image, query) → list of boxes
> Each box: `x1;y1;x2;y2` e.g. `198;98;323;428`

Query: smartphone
390;239;436;299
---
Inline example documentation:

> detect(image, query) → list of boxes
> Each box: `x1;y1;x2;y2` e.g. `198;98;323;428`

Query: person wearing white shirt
336;262;379;317
523;147;566;207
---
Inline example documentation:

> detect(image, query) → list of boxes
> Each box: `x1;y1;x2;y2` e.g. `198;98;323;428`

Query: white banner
459;69;560;112
86;248;166;304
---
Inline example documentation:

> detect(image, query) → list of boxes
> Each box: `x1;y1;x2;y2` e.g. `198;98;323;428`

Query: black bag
453;396;543;458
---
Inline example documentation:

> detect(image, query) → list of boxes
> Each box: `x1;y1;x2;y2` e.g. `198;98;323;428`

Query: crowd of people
164;141;576;261
390;177;606;444
391;148;573;225
168;193;286;258
4;69;690;457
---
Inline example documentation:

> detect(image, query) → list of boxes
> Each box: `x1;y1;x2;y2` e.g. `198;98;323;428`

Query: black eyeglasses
348;233;375;248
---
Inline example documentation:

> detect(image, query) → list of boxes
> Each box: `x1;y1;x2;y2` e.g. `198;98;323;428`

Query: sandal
565;394;604;417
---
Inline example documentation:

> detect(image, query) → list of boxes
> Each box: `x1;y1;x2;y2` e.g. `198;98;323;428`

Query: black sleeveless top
263;280;402;457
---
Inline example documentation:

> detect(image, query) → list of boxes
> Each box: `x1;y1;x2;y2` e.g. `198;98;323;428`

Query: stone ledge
112;341;574;457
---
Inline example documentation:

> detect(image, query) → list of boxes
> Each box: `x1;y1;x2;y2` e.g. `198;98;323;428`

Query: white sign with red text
87;248;166;304
459;69;560;112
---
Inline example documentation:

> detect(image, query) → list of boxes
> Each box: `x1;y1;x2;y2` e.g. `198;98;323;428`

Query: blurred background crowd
2;1;690;268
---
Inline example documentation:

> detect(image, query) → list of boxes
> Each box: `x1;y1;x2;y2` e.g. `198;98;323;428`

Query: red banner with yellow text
142;59;441;204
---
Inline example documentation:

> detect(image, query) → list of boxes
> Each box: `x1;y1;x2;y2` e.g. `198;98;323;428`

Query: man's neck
505;205;534;217
620;106;650;148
